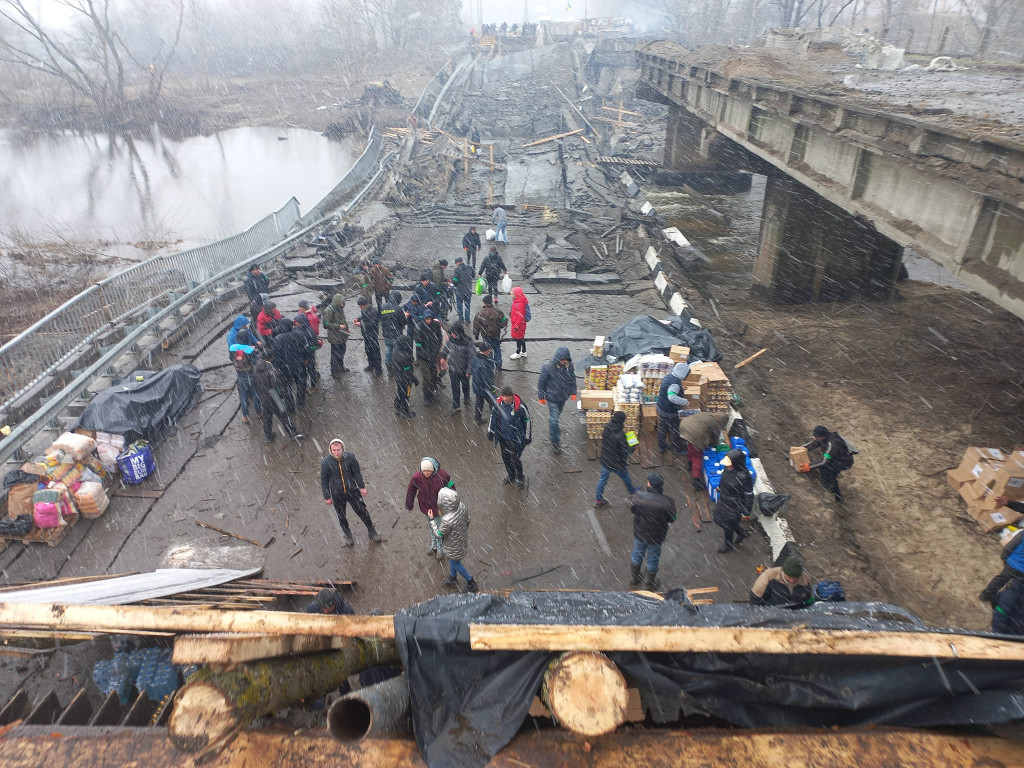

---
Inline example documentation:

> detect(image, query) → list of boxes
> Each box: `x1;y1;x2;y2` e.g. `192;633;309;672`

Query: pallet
0;513;78;547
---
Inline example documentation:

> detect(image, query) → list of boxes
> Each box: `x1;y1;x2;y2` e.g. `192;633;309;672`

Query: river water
0;126;358;249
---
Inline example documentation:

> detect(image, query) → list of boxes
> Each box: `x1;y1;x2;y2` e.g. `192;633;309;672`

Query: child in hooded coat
431;487;478;592
508;286;531;360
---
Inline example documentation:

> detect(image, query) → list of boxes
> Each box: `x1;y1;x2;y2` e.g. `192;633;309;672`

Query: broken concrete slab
532;271;621;284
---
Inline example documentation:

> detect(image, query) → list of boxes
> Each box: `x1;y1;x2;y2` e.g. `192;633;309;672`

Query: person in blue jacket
488;385;531;488
471;342;497;425
226;314;250;361
537;346;577;455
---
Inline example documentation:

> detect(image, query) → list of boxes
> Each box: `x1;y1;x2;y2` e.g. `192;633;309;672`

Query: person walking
271;318;309;411
322;293;351;376
415;310;444;404
491;206;508;243
471;341;497;425
320;438;381;547
443;322;474;413
508;286;530;360
629;472;677;590
462;226;482;269
452;256;475;323
595;411;637;508
477;246;507;302
380;290;407;370
678;411;725;490
655;362;696;456
797;425;855;503
472;294;507;370
406;457;455;559
369;259;395;309
244;265;270;306
253;350;300;442
431;487;479;592
488;385;531;488
537;347;577;455
229;330;261;424
713;449;753;553
354;297;383;377
392;336;419;418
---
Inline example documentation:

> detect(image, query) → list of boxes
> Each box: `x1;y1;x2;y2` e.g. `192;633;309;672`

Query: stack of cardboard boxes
947;448;1024;532
685;361;733;415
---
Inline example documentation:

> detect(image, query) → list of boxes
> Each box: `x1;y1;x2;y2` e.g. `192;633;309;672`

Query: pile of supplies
685;361;733;414
947;447;1024;532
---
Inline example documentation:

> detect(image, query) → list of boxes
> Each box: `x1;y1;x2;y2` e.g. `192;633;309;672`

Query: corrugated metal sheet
0;569;260;605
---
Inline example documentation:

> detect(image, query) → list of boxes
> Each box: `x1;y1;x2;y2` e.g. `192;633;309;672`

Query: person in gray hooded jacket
430;487;478;592
655;362;699;455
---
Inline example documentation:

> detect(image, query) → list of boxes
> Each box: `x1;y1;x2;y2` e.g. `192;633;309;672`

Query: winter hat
423;310;435;319
329;438;344;451
782;557;804;578
390;290;402;303
420;272;431;281
455;256;464;264
611;411;627;424
299;299;311;309
420;457;439;474
372;258;382;265
237;329;252;345
439;259;448;267
311;588;339;611
646;472;664;491
357;296;369;306
475;341;491;352
482;295;493;305
264;300;276;311
813;425;829;438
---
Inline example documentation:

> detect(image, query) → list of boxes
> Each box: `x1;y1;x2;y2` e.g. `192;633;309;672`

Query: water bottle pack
92;646;183;705
703;437;757;502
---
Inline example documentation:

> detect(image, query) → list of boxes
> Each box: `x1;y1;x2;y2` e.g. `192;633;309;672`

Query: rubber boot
367;525;382;544
630;562;642;586
465;578;479;593
340;527;354;548
442;575;458;588
644;569;661;591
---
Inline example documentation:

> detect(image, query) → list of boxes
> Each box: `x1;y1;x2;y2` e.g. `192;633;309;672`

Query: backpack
814;580;846;602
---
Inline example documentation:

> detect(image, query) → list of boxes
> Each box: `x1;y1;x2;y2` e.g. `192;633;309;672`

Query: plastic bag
499;274;512;294
49;432;96;461
485;228;496;241
756;492;790;517
75;481;110;519
475;277;486;296
33;501;62;528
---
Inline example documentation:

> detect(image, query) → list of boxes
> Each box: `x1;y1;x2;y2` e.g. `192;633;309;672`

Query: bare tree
957;0;1015;56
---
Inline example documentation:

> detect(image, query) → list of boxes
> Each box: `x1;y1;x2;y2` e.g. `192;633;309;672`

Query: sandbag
49;432;96;461
74;482;109;519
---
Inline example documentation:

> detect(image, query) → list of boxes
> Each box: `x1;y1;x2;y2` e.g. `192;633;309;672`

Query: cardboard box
969;504;1024;533
641;404;658;425
957;447;1006;475
580;390;614;411
977;462;1007;489
947;466;974;491
992;458;1024;501
790;446;810;471
669;345;690;362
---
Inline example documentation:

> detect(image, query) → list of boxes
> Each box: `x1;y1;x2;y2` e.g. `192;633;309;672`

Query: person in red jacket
508;286;530;361
298;299;320;336
256;300;282;339
405;457;455;560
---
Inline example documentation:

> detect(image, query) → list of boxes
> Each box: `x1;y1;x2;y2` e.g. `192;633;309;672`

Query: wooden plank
0;603;396;639
111;488;164;499
0;573;136;593
522;129;583;147
172;633;347;665
3;724;1024;767
469;624;1024;659
602;104;643;117
734;347;768;369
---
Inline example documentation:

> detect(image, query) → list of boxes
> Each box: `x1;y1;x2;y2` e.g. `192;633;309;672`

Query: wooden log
173;633;348;665
521;129;583;147
169;638;398;754
328;673;410;742
0;603;395;638
540;651;627;736
469;624;1024;659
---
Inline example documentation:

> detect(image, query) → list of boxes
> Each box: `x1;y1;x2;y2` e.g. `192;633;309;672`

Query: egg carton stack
614;374;643;434
585;363;624;390
638;358;674;402
689;362;732;414
585;411;612;439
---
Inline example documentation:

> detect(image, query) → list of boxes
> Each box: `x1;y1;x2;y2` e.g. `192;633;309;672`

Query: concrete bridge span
636;41;1024;318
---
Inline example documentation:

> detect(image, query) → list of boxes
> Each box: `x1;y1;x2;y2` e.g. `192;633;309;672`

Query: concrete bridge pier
662;106;753;193
753;173;904;304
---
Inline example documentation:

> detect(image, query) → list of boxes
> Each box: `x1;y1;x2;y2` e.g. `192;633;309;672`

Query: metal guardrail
0;199;301;412
298;126;382;228
426;53;475;128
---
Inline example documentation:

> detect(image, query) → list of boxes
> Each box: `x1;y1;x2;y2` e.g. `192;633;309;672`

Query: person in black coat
244;265;270;305
392;336;419;418
354;297;382;377
477;246;507;302
443;322;474;413
714;448;753;553
414;311;444;404
321;439;380;547
293;312;320;390
253;351;300;442
462;226;482;269
798;425;854;503
271;319;308;410
594;411;637;508
629;473;677;590
380;290;407;369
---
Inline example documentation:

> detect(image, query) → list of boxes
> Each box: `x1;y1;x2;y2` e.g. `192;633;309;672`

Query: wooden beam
3;725;1024;767
603;104;643;117
734;348;768;369
469;624;1024;659
522;129;583;147
0;603;395;639
173;633;348;665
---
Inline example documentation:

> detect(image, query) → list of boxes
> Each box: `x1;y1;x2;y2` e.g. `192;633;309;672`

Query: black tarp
394;592;1024;768
578;315;721;367
75;365;202;447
